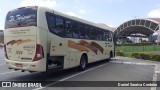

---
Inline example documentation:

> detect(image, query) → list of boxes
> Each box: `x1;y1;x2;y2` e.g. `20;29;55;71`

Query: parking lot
0;48;159;90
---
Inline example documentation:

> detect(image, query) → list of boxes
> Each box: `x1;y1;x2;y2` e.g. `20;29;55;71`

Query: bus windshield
5;7;37;29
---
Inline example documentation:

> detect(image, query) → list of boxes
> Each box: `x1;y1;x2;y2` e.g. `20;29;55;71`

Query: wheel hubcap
81;58;86;68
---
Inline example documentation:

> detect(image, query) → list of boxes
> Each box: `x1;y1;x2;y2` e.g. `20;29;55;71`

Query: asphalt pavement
0;48;159;90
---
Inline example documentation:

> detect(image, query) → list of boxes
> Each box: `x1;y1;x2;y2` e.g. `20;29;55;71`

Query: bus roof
39;6;112;32
9;6;112;32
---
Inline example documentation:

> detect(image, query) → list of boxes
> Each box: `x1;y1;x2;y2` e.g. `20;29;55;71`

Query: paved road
0;48;159;90
0;61;155;90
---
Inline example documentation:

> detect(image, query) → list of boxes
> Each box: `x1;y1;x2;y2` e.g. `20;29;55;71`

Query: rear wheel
79;55;87;71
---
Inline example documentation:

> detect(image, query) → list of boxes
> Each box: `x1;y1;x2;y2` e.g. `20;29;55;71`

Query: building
114;18;160;43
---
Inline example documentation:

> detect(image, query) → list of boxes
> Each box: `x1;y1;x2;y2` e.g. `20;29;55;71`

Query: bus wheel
106;52;112;62
79;55;87;71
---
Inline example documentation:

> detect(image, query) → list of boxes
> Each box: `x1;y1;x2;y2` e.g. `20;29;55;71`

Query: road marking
152;72;157;81
151;65;158;90
155;64;160;74
34;63;107;90
110;61;154;66
111;61;159;90
0;71;17;76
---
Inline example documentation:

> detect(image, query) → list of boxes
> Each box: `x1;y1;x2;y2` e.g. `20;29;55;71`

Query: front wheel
79;55;87;71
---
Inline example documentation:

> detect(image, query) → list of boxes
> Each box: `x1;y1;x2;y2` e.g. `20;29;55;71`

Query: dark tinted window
46;13;65;37
90;28;96;39
79;24;85;39
108;32;113;42
85;27;91;39
65;19;73;38
56;17;64;29
46;13;55;28
46;12;112;40
105;31;110;41
103;31;107;41
5;7;37;29
96;29;103;40
72;22;79;38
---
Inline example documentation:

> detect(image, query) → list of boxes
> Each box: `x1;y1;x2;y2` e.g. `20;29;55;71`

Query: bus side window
79;24;85;39
103;31;106;41
46;13;65;37
46;13;56;32
85;27;90;39
108;32;113;42
72;21;79;38
105;31;109;41
65;19;73;38
90;28;96;40
55;16;65;37
96;29;103;40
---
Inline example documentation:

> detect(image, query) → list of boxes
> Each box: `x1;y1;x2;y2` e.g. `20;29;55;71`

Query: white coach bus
4;6;115;72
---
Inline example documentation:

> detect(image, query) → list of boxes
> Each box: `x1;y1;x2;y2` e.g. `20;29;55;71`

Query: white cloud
20;0;57;8
106;0;125;3
108;0;113;2
79;9;86;14
147;8;160;18
65;12;84;19
66;12;77;17
108;24;115;27
74;0;79;4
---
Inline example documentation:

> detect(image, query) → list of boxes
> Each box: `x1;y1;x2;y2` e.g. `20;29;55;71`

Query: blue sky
1;0;160;30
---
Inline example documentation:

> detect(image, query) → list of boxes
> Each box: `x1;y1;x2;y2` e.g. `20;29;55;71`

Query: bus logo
68;40;104;54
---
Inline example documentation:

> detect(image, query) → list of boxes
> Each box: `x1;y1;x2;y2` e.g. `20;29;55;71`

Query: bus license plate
15;63;23;67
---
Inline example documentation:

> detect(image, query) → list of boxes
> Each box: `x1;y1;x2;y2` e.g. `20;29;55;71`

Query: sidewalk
113;56;160;64
112;56;160;74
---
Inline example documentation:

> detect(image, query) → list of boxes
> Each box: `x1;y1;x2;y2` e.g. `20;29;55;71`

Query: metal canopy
114;18;160;37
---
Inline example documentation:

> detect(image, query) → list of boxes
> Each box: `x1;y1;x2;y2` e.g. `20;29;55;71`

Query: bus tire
106;51;112;62
78;55;87;71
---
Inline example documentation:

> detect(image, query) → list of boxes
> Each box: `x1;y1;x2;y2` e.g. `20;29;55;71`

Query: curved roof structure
114;18;160;37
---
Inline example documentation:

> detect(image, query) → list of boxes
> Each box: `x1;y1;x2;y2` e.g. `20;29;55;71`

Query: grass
116;45;160;57
116;45;160;52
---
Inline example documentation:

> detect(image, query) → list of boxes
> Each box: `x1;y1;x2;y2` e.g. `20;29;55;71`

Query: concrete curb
113;56;160;64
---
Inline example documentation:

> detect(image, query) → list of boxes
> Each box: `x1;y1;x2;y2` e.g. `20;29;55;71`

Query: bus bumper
5;59;46;72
